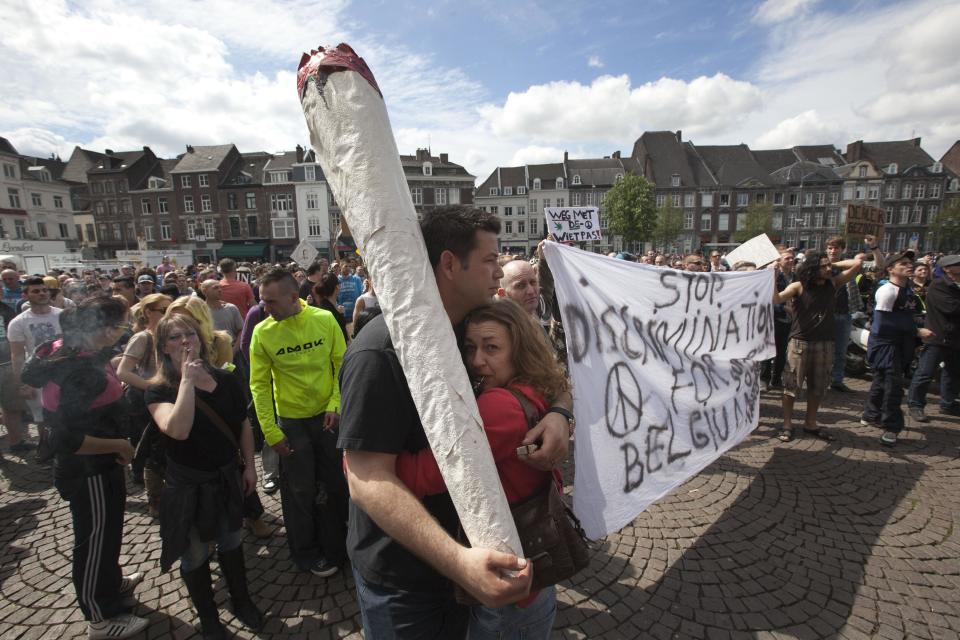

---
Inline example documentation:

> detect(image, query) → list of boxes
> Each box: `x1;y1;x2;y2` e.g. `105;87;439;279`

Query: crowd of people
0;207;958;639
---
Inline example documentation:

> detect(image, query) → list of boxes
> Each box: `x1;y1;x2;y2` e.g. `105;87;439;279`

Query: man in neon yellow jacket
249;268;347;577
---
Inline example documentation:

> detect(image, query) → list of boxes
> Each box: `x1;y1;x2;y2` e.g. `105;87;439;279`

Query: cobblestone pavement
1;376;958;639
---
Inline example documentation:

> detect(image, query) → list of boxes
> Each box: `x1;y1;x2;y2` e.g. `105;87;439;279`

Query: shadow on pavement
554;446;925;638
0;497;47;590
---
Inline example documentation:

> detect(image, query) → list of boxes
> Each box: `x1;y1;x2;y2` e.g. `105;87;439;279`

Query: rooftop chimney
296;144;304;163
105;149;114;155
186;144;195;153
612;150;621;159
440;153;448;163
416;148;428;162
675;130;682;142
846;140;863;161
911;137;921;147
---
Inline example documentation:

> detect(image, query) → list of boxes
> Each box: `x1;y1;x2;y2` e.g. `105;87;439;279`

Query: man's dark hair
23;276;45;289
420;205;501;269
259;267;298;292
158;284;182;299
314;272;340;298
306;261;326;276
797;251;828;288
112;275;135;289
218;258;237;274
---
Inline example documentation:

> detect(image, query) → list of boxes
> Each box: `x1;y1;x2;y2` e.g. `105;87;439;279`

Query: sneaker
308;558;339;578
860;418;881;428
909;407;930;423
262;478;279;494
118;572;143;597
9;441;36;454
940;404;960;417
87;613;149;639
830;383;852;392
880;431;898;446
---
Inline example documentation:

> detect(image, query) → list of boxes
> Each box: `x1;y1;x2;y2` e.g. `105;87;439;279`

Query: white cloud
0;0;486;169
510;145;567;167
742;0;960;158
587;55;603;68
751;0;819;25
481;74;763;146
754;110;847;149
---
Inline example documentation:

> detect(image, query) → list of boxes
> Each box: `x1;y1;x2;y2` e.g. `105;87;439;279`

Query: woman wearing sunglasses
117;293;173;513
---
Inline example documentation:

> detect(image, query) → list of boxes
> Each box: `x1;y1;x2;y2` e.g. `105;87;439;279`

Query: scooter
845;312;870;378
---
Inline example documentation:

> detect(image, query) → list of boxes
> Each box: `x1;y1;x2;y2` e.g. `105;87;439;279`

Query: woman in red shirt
396;298;569;639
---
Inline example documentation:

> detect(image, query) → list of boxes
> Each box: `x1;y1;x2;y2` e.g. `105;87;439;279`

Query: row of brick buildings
476;133;960;255
2;131;959;266
58;143;475;262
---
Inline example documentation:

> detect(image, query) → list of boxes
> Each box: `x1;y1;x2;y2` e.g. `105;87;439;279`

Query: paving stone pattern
1;376;958;639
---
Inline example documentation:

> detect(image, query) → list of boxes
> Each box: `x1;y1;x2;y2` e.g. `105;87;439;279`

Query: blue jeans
908;344;960;410
832;313;853;384
468;586;556;640
180;515;242;572
352;566;469;639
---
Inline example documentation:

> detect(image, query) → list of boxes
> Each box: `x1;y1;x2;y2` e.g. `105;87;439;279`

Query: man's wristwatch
546;406;576;433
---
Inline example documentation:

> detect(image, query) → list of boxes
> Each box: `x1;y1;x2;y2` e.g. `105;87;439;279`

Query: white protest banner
724;234;781;268
543;242;775;540
545;207;602;242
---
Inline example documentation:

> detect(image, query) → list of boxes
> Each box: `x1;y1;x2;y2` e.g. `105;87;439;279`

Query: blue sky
1;0;957;181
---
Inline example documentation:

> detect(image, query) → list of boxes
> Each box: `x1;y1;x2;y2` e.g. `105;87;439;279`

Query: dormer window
148;177;166;190
489;187;499;196
555;178;564;189
504;186;513;196
887;163;898;174
932;162;943;174
615;174;623;182
533;178;541;190
423;162;433;176
671;174;680;187
858;165;867;177
517;186;527;195
950;178;959;192
572;175;581;185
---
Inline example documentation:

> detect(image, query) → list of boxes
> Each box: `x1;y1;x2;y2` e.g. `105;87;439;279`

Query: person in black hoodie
22;296;149;640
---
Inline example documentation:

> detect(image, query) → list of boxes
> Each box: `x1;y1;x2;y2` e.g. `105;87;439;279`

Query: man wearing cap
156;255;174;277
907;254;960;421
860;251;934;446
136;274;156;298
683;254;706;272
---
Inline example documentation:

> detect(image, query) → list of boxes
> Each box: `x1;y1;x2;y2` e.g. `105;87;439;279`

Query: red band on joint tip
297;43;382;100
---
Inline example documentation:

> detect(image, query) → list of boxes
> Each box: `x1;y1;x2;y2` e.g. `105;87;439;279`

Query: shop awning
218;243;267;258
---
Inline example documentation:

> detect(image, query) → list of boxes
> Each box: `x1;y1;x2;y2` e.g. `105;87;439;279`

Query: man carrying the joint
338;206;574;638
249;268;347;577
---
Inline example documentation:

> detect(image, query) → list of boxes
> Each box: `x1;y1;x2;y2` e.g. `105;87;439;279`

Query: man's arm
773;281;803;305
832;257;863;288
521;390;571;471
248;329;284;447
344;449;532;607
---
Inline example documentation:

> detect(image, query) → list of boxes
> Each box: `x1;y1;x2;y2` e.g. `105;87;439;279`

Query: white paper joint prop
297;44;522;555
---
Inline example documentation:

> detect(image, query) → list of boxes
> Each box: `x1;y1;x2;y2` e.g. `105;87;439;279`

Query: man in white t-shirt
8;277;63;451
